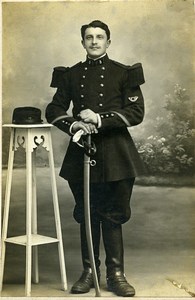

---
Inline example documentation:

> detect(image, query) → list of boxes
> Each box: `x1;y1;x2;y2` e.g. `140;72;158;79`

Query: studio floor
1;168;195;299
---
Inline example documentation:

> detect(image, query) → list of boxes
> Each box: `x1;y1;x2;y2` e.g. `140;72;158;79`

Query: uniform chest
70;63;124;112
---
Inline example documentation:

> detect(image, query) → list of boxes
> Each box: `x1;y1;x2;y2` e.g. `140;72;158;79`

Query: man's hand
72;121;98;135
79;109;98;125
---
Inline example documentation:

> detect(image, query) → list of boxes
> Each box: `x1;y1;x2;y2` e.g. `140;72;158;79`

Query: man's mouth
90;47;100;50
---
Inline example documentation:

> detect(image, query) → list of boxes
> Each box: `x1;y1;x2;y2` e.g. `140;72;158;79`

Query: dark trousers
68;178;135;224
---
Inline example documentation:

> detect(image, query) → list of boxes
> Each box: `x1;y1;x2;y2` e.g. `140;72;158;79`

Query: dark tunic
45;54;145;183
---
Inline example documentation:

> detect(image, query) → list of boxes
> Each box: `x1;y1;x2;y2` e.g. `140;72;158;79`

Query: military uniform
45;54;145;297
46;54;145;184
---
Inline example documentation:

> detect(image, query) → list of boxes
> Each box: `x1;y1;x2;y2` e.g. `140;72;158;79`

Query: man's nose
92;37;97;44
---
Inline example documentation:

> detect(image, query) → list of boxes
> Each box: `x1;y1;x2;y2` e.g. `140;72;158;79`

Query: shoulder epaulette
50;66;69;88
128;63;145;87
111;60;145;87
111;59;130;69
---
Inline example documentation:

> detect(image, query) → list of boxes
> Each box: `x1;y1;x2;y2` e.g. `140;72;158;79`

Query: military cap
12;107;43;124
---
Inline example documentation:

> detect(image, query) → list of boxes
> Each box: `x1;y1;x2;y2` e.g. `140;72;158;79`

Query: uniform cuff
69;121;78;135
96;113;102;128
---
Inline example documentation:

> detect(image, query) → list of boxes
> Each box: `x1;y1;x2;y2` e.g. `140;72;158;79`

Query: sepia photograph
1;0;195;299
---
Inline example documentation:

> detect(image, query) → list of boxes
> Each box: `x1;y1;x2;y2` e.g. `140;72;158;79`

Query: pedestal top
3;123;53;129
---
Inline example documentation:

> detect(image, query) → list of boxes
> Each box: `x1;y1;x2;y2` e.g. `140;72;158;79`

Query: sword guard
83;140;96;157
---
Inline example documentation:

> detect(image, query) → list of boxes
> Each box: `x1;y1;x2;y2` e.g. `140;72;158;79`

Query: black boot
71;222;101;294
102;220;135;297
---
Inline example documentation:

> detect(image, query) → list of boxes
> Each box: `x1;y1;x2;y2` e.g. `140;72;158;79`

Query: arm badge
128;96;138;102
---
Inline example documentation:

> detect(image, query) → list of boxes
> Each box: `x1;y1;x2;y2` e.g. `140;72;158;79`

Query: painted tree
137;84;195;175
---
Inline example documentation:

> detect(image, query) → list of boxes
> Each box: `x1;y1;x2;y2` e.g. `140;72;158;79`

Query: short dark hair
81;20;110;40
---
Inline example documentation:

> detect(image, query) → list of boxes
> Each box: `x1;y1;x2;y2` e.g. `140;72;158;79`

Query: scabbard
84;135;101;297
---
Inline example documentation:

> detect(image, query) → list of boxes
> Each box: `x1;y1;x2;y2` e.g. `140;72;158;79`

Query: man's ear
81;40;86;49
107;39;111;48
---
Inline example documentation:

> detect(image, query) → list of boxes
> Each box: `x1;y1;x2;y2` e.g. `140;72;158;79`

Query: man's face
82;27;111;59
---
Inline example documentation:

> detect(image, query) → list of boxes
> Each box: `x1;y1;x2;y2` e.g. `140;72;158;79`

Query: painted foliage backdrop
2;0;195;178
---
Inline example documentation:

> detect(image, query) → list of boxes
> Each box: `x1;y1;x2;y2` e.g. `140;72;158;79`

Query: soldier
45;20;145;297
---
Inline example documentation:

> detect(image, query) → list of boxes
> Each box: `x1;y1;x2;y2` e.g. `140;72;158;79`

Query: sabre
167;278;195;297
83;134;101;297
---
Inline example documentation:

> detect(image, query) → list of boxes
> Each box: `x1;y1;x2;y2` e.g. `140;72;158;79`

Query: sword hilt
83;135;96;157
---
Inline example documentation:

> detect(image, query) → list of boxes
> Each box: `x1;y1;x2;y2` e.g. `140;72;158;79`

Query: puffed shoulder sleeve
50;66;69;88
45;66;76;135
128;63;145;87
98;62;145;131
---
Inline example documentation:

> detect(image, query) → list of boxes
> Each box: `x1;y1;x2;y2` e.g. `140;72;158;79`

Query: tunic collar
86;54;109;66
